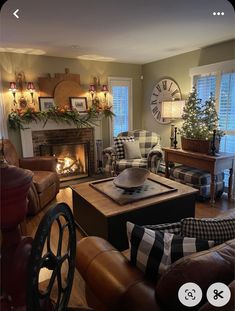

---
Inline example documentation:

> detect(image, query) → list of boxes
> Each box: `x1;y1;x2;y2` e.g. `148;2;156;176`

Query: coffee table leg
210;173;216;207
165;159;169;178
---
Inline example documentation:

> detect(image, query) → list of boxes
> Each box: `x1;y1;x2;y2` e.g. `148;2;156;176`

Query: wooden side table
162;148;235;206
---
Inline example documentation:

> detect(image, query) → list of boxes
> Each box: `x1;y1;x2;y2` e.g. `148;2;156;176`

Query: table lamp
161;100;185;148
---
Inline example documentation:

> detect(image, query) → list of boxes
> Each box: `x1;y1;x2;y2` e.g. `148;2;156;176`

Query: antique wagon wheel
27;203;76;311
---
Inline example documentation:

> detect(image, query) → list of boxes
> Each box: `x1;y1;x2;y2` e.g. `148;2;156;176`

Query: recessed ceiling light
71;45;80;49
77;54;115;62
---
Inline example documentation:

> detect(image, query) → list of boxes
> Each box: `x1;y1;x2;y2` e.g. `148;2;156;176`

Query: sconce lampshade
161;100;185;119
9;82;17;91
27;82;35;91
101;85;109;92
89;84;96;93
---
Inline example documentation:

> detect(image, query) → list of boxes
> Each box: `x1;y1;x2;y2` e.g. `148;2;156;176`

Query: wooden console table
163;148;235;206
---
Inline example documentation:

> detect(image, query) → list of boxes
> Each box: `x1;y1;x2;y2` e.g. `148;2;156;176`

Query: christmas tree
180;87;223;140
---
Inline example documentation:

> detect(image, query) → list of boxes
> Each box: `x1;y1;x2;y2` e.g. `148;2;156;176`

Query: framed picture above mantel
69;97;88;113
39;97;55;111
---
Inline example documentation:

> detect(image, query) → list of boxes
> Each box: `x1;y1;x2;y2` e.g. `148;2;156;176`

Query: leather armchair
2;139;60;215
76;237;235;311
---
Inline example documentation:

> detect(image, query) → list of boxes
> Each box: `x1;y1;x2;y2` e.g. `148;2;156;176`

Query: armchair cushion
132;130;161;158
123;141;141;159
116;158;148;171
114;136;135;159
33;171;59;193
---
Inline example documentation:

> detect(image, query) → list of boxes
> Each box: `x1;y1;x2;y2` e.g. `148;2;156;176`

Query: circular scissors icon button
207;283;231;307
213;289;224;300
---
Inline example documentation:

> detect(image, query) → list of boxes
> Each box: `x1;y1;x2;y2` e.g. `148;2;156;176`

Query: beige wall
142;39;235;148
0;53;143;154
1;39;234;155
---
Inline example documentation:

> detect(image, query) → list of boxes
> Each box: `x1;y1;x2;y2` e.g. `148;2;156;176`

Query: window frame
108;77;133;144
190;59;235;136
190;60;235;194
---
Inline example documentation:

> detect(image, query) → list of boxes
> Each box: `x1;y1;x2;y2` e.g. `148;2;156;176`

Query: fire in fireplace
40;143;89;181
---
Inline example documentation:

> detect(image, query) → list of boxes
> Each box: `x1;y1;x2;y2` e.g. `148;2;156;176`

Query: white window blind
197;75;216;105
108;78;132;139
219;73;235;133
112;86;129;136
196;72;235;188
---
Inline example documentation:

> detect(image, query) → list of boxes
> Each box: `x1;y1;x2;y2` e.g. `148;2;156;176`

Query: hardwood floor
24;186;235;309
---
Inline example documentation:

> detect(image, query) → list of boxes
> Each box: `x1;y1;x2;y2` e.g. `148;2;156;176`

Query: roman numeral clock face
150;79;182;124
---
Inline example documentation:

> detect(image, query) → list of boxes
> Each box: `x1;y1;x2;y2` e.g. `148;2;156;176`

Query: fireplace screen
40;143;89;181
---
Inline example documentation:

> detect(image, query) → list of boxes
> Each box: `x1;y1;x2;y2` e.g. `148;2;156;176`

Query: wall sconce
88;78;109;107
101;84;109;103
88;84;96;103
9;74;37;108
27;82;36;104
162;100;185;148
9;82;17;106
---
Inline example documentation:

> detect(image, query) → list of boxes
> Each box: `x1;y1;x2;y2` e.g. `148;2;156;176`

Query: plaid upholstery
127;222;214;280
103;130;163;176
181;216;235;245
170;166;224;199
116;158;148;171
113;136;135;159
170;166;224;185
144;222;182;235
119;130;161;158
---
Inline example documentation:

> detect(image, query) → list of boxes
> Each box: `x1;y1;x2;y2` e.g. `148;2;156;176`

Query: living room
1;0;235;310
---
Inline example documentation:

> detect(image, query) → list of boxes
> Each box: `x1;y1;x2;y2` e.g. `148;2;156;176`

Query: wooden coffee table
71;173;198;250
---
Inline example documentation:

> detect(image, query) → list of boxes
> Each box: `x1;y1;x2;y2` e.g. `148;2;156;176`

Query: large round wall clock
150;78;182;124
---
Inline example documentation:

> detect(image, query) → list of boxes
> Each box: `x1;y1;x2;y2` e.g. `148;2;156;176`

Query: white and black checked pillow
114;136;135;159
127;222;214;281
181;216;235;245
144;222;181;235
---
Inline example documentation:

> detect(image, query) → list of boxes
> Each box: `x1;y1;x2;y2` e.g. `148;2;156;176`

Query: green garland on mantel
8;105;115;130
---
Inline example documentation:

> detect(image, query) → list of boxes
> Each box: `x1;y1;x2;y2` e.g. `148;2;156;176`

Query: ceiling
0;0;234;64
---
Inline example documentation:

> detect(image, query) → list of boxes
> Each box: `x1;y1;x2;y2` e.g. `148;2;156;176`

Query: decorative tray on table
90;168;177;205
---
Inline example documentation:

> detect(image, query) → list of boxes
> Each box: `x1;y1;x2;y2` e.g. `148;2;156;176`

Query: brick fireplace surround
32;128;94;174
20;121;100;175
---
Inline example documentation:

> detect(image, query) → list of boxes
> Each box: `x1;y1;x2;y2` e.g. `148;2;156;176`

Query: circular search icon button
178;282;202;307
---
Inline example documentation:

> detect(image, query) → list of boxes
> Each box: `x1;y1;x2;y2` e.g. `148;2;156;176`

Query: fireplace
40;143;89;181
29;127;95;182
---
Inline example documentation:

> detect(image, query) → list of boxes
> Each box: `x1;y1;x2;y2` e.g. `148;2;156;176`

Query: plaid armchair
103;130;163;176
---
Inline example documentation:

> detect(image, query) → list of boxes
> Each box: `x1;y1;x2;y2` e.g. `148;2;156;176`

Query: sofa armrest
155;239;235;311
199;280;235;311
76;237;161;311
20;156;57;172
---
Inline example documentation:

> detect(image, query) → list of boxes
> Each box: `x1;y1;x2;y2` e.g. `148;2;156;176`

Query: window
219;72;235;188
191;61;235;190
197;75;216;104
108;77;132;140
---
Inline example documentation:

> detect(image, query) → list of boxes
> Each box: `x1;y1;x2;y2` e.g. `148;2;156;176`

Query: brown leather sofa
2;139;60;215
76;237;235;311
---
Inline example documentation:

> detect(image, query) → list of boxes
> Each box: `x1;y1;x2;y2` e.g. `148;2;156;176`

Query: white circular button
207;282;231;307
178;282;203;307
